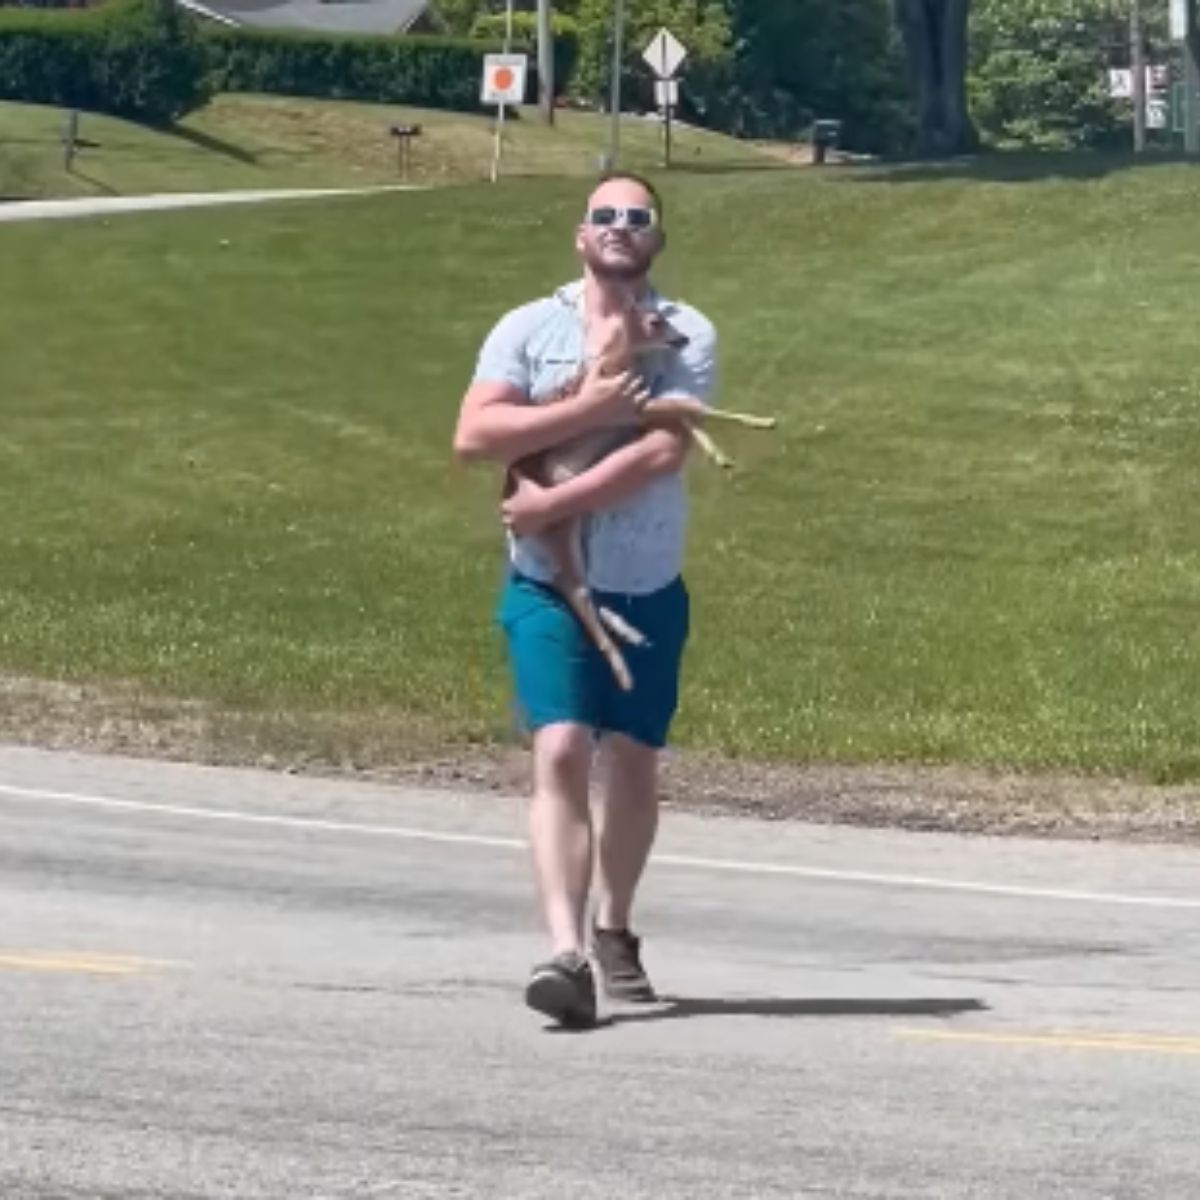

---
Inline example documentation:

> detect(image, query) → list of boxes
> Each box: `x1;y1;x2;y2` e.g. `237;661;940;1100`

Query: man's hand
501;474;555;537
572;359;650;430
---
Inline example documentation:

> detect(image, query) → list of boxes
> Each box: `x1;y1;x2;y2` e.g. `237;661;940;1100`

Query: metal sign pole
1132;0;1147;152
607;0;625;170
1188;1;1200;154
63;109;80;171
642;29;687;170
537;0;554;125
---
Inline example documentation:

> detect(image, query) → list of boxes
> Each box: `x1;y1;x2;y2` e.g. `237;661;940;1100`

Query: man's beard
583;242;652;282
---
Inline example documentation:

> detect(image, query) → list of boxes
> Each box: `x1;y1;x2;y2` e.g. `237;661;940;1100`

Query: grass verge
1;94;786;199
2;158;1200;808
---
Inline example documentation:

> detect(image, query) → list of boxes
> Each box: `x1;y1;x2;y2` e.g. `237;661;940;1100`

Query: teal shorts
496;571;690;749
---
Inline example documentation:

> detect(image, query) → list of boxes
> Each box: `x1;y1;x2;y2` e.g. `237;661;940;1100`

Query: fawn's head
592;304;689;370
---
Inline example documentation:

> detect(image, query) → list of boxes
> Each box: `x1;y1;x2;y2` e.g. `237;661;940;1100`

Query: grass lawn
0;94;785;200
2;157;1200;782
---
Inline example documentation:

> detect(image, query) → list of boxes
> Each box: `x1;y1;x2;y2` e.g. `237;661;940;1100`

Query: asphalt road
1;745;1197;1199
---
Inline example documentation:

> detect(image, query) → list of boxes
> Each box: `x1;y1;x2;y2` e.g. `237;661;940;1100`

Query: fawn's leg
540;521;636;692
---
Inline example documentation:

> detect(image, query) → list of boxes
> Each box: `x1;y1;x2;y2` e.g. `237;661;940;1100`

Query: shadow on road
609;995;988;1025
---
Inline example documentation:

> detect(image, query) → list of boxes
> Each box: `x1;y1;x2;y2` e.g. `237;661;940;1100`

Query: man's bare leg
529;721;595;954
593;733;659;931
590;733;660;1001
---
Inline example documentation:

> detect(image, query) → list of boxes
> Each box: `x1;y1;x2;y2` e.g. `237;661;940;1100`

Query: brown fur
506;306;776;691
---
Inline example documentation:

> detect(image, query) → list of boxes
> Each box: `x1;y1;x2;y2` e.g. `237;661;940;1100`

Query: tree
718;0;913;152
893;0;977;154
570;0;732;113
968;0;1134;149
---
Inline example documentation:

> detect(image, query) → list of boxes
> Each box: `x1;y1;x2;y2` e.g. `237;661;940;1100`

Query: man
453;172;716;1029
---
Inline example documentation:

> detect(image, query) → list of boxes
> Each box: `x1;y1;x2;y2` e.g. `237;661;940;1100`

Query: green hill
1;94;788;200
3;155;1199;786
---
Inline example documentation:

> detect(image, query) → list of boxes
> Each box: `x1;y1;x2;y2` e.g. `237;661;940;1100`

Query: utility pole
1171;0;1199;152
537;0;555;126
606;0;626;169
1187;4;1200;153
1131;0;1147;152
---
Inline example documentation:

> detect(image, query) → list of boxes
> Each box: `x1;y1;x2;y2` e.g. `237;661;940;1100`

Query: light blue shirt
472;279;717;595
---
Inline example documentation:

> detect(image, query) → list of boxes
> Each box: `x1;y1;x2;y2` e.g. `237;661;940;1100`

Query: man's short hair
591;170;665;225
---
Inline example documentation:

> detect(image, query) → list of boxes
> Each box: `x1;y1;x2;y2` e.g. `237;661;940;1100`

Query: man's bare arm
452;364;648;467
502;425;690;534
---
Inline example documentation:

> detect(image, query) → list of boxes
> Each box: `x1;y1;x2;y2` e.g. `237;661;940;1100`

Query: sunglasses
585;205;659;231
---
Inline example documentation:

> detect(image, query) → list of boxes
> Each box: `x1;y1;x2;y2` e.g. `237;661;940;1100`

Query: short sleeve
471;306;536;394
655;311;717;406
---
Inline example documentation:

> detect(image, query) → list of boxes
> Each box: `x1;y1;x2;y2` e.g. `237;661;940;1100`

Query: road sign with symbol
482;54;527;105
642;28;687;80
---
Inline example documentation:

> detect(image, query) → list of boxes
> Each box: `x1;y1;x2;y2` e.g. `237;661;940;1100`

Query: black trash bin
811;119;842;165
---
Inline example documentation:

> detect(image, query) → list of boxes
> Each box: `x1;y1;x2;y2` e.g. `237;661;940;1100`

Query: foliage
717;0;914;151
569;0;733;119
0;0;211;124
469;10;581;95
968;0;1145;149
205;26;496;112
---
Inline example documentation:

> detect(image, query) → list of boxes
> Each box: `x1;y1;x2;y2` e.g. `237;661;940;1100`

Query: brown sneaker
592;924;657;1003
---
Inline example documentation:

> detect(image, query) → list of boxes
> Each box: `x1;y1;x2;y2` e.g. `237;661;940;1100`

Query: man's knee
601;732;660;798
533;722;594;796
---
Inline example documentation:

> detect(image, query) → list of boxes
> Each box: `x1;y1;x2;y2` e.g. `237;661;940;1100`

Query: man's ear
656;227;668;253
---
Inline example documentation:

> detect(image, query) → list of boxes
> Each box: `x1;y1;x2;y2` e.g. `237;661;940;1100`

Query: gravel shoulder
2;674;1197;845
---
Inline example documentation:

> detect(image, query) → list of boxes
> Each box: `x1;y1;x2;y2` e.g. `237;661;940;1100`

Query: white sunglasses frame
583;205;660;232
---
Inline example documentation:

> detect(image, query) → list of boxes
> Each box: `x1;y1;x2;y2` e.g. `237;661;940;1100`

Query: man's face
575;178;663;283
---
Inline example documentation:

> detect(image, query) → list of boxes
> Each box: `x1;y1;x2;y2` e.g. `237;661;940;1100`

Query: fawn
506;303;774;692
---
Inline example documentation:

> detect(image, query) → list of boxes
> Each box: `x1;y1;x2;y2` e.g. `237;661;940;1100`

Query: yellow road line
898;1027;1200;1057
0;952;169;976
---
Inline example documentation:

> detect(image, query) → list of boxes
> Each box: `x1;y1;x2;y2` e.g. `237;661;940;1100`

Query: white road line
2;780;1198;911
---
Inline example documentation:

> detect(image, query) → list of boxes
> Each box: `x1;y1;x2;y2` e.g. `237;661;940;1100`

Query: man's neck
582;271;649;320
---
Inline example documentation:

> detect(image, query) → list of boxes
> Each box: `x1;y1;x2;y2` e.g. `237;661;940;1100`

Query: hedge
0;0;210;124
204;26;499;113
0;0;512;122
469;11;579;98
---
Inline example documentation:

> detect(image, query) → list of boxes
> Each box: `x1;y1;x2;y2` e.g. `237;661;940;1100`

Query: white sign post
1108;64;1170;131
654;80;679;109
642;27;687;167
483;53;527;182
483;0;525;184
643;27;687;80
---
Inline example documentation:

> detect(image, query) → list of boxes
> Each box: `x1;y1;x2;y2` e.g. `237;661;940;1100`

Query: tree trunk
894;0;976;155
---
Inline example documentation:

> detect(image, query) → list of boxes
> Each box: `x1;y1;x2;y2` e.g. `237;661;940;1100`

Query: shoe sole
602;981;657;1004
525;970;596;1028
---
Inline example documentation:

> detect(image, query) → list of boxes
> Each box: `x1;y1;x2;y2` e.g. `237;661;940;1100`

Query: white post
490;0;516;183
